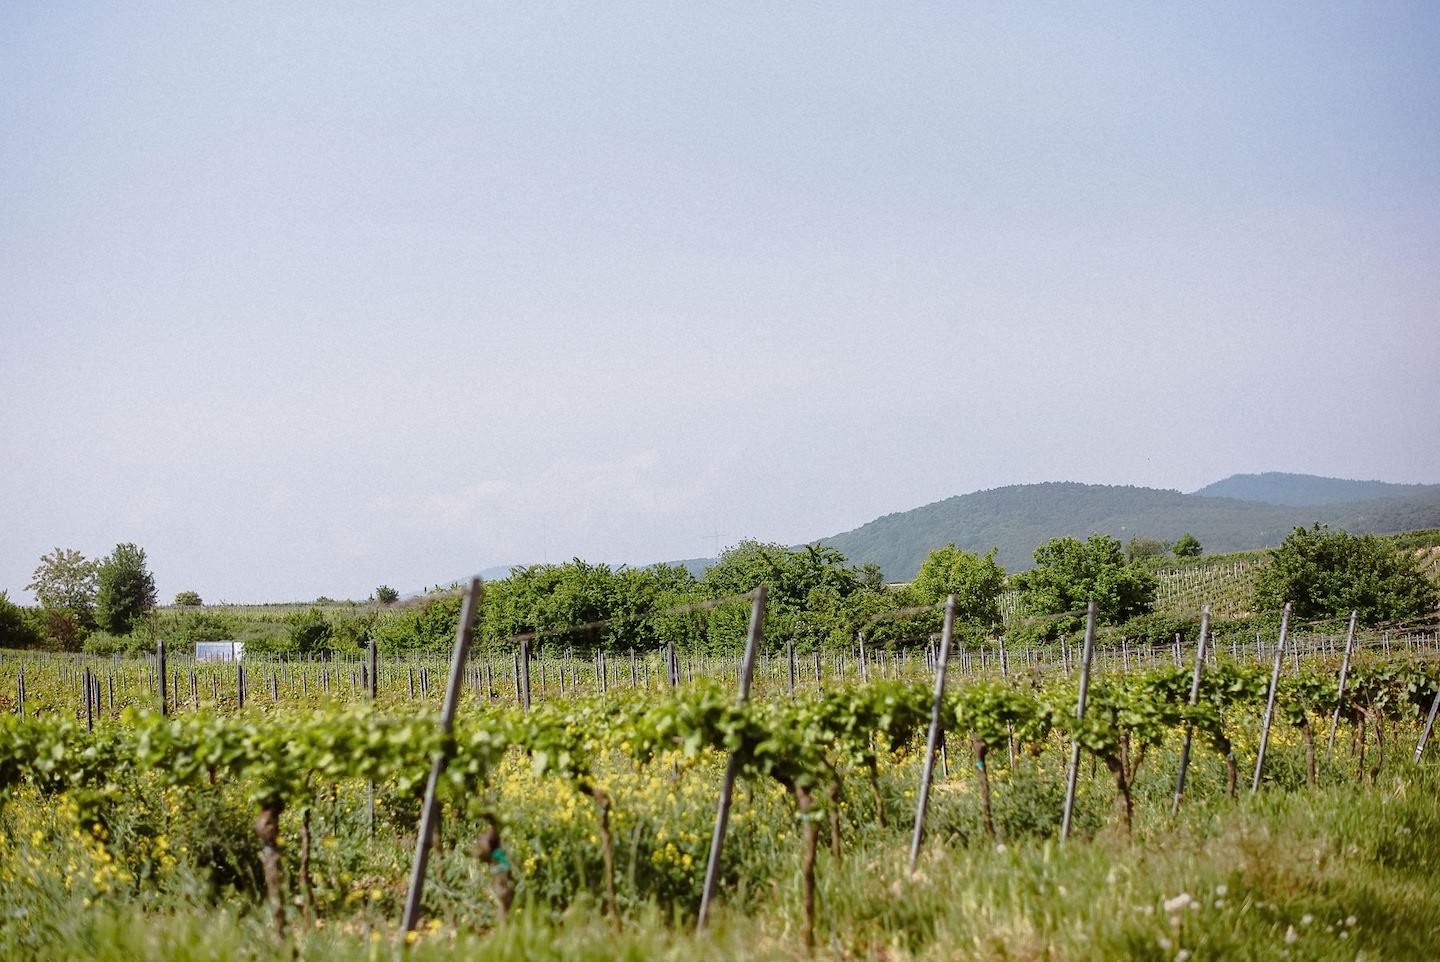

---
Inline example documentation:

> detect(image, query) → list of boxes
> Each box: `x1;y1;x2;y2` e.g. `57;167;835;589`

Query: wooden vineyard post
1061;602;1098;843
1415;687;1440;763
786;638;795;693
367;637;378;835
1251;603;1292;794
907;594;956;875
858;631;869;683
236;659;245;710
1326;611;1359;762
83;666;93;731
1171;606;1211;815
157;639;168;717
402;577;483;936
697;585;767;931
520;639;532;711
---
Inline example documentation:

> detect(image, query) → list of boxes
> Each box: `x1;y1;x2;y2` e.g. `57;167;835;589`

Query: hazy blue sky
4;2;1438;602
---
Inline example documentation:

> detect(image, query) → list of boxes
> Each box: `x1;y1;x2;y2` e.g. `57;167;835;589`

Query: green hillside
818;479;1440;581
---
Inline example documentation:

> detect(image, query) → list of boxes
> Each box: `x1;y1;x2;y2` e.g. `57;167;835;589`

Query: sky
3;2;1439;603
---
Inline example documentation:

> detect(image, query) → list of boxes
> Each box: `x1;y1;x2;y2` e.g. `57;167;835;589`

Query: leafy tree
0;592;43;649
704;541;868;609
1125;536;1167;562
173;590;203;607
1172;532;1203;558
1253;524;1438;625
94;543;158;634
374;585;400;604
702;541;889;652
904;544;1006;628
1015;534;1157;628
26;547;99;625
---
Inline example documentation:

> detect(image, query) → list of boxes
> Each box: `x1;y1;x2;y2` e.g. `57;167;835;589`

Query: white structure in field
195;640;244;662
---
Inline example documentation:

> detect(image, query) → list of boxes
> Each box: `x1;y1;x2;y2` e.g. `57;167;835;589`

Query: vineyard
3;585;1440;961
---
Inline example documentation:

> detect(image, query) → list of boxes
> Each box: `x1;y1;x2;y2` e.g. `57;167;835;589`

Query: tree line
1;525;1435;657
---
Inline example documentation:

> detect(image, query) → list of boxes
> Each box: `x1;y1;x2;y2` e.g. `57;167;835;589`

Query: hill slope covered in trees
816;479;1440;581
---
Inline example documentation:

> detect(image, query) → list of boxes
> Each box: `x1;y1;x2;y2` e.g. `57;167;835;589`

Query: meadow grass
4;735;1438;961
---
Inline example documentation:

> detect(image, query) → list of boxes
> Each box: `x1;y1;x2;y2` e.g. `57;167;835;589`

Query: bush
1108;610;1203;648
33;607;88;651
82;631;147;656
0;592;44;649
285;608;332;656
1173;533;1203;558
373;595;464;654
329;611;378;654
1254;524;1439;625
1126;536;1167;562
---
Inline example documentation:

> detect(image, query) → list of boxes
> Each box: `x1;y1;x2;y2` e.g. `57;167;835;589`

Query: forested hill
817;480;1440;581
1192;472;1435;506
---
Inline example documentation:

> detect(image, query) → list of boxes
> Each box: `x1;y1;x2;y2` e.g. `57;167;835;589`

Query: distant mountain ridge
814;474;1440;582
458;473;1440;588
1192;472;1432;506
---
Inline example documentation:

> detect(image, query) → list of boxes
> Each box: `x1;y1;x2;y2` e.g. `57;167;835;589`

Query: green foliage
1173;532;1203;558
172;591;202;607
80;631;136;656
1109;610;1203;648
328;611;377;653
373;594;465;654
704;542;865;607
904;544;1006;628
1014;534;1157;629
168;611;239;649
0;592;44;649
702;541;895;653
95;544;158;635
1125;536;1167;561
33;607;89;652
284;607;333;656
373;585;399;604
26;547;99;626
483;560;699;653
1253;524;1439;625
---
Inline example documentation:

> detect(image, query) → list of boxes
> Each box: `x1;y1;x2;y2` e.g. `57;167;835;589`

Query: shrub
1254;524;1439;625
1173;533;1203;558
0;592;44;649
285;608;332;656
373;595;464;654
